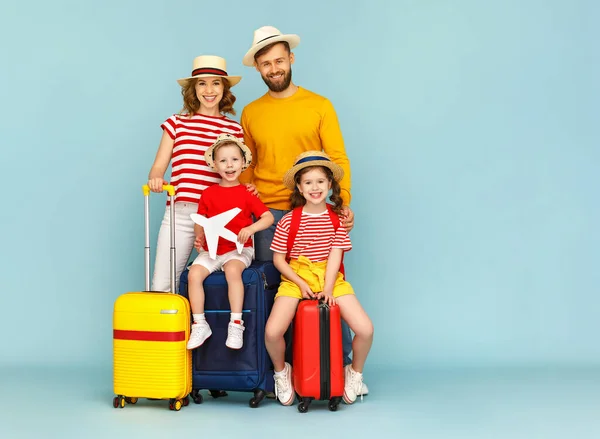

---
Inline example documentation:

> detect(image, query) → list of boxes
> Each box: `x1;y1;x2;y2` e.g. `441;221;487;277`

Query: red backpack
285;204;346;277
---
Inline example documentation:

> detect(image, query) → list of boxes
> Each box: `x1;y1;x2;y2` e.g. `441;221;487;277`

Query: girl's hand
298;280;315;300
194;233;205;252
244;183;259;196
148;177;167;193
316;292;336;307
237;227;253;244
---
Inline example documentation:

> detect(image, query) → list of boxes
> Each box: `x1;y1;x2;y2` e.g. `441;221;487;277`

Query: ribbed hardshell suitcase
112;184;192;411
292;299;344;412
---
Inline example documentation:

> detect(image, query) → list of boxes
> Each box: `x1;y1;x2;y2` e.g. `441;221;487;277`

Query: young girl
186;134;274;350
147;55;251;293
265;151;374;406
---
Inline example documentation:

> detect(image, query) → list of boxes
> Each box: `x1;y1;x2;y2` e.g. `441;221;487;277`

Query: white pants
192;247;255;274
151;202;198;293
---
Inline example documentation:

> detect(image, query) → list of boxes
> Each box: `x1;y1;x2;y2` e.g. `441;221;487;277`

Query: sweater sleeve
239;108;256;185
319;99;352;206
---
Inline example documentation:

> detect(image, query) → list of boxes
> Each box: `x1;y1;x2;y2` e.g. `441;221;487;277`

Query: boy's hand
244;183;259;196
194;233;205;252
237;226;254;244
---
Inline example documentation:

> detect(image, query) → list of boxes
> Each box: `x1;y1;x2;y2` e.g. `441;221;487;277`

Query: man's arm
320;99;351;206
239;108;256;185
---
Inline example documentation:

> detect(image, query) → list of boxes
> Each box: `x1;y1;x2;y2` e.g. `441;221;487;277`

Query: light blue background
1;0;598;373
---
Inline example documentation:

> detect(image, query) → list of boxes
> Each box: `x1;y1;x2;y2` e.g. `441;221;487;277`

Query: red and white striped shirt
270;210;352;262
162;113;244;204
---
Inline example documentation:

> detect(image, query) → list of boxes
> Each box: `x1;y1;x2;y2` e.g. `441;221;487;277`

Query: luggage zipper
318;302;330;400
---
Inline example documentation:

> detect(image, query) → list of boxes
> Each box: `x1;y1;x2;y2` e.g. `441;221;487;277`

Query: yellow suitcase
112;185;192;411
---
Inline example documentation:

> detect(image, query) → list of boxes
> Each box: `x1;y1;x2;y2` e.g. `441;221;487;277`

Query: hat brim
243;34;300;66
282;159;344;191
205;139;253;172
176;75;242;87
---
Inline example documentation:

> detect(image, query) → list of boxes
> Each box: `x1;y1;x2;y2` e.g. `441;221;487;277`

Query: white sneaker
358;382;369;396
274;363;295;406
343;365;364;404
186;320;212;350
225;321;245;350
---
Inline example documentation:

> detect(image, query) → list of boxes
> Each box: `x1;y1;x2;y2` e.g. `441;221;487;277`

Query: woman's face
195;77;224;113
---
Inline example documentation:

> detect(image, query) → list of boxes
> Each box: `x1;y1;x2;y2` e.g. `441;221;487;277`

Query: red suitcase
292;299;344;412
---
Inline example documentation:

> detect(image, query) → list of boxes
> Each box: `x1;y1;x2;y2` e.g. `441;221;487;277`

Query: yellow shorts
276;256;355;300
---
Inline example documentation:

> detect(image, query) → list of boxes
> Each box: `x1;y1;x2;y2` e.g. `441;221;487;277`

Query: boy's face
255;43;294;92
214;143;245;185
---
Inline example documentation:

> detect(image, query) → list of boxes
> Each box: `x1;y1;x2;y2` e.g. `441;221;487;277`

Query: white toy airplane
190;208;245;260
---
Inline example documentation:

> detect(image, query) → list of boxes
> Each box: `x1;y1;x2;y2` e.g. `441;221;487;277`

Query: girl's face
297;167;331;207
195;77;224;113
214;144;244;186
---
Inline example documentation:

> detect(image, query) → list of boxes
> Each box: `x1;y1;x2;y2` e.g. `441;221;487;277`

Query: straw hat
243;26;300;66
177;55;241;87
204;133;252;172
283;151;344;190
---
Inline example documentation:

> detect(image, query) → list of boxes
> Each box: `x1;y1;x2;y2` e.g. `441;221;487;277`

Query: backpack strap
286;207;303;263
326;205;345;278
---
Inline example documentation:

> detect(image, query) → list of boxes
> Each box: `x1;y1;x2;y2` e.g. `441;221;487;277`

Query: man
239;25;368;396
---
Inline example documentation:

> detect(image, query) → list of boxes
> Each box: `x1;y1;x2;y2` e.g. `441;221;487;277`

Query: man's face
254;43;295;92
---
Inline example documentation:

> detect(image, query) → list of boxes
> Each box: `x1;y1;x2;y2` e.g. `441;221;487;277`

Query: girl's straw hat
283;151;344;190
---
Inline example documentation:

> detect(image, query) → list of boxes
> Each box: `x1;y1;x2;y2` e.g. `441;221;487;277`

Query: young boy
186;134;274;350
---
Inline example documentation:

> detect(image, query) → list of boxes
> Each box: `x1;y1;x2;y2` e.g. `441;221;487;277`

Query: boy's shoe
225;321;245;350
274;362;295;406
186;320;212;350
343;365;364;404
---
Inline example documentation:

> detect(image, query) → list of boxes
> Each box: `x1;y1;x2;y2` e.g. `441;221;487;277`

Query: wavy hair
289;166;343;214
180;77;236;116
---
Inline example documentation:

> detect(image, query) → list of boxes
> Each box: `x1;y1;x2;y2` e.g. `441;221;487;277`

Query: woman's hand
148;177;167;193
194;233;205;252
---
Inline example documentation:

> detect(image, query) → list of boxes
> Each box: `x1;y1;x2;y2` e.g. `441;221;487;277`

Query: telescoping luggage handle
142;184;176;294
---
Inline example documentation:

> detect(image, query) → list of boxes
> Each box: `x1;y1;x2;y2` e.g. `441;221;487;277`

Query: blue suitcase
179;261;280;407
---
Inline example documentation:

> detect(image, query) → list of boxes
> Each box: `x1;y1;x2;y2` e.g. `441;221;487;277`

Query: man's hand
244;183;258;196
340;205;354;232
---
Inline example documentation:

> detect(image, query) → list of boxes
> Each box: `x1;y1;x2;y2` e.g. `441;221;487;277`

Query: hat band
256;34;278;45
191;67;228;77
295;156;331;166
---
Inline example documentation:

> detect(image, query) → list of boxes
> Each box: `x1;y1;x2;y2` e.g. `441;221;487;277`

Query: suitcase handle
142;184;176;294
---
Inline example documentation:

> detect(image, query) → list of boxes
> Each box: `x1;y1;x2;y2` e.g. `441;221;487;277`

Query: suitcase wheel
125;397;138;405
112;396;125;409
249;389;266;408
169;399;183;411
297;397;311;413
209;389;228;399
191;389;203;404
183;396;190;407
328;397;342;412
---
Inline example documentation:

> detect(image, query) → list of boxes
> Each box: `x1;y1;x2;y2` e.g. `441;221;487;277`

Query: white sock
193;313;205;324
274;364;287;376
231;312;243;323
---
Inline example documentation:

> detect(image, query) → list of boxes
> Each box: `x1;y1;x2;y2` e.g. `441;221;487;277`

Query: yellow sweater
239;87;351;210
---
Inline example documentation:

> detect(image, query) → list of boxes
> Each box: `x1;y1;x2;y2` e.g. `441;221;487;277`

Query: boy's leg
254;209;288;262
265;296;299;405
223;258;248;350
187;263;212;350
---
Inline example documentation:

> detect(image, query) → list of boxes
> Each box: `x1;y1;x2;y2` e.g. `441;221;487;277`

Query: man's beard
261;68;292;92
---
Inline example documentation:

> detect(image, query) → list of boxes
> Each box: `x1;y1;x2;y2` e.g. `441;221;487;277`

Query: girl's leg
265;296;299;406
222;259;247;349
186;264;211;350
337;295;374;372
337;295;374;404
151;203;197;292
